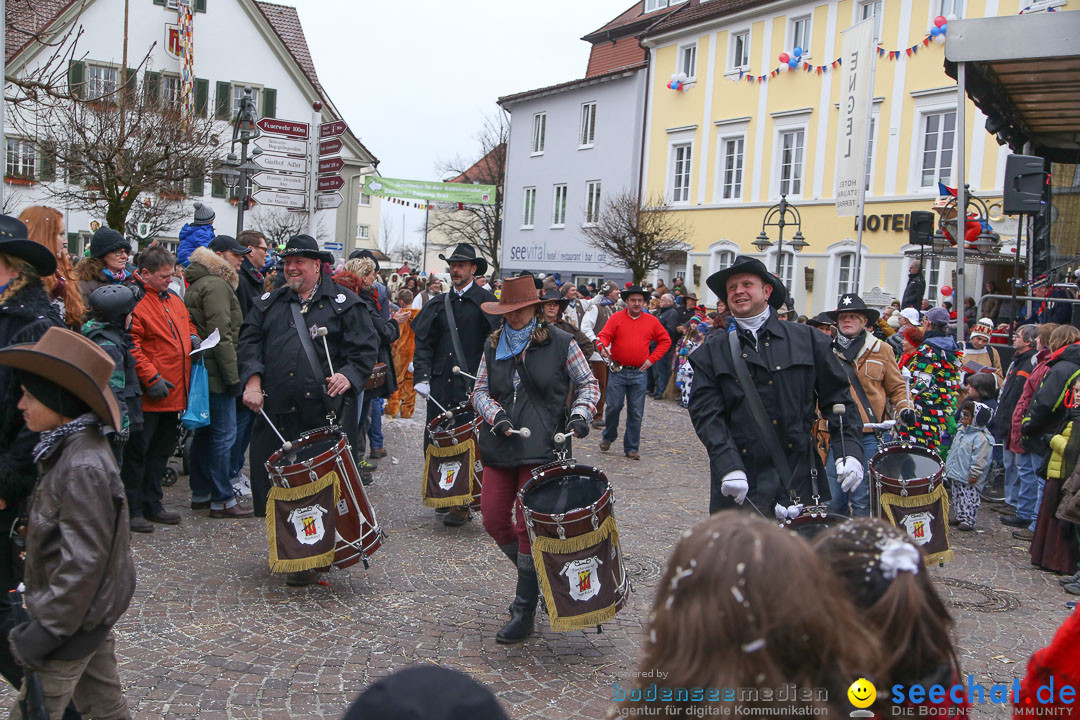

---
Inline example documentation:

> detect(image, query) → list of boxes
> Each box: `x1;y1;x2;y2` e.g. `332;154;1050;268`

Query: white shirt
454;281;474;297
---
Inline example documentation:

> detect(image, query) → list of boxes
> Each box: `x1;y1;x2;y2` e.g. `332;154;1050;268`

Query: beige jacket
833;330;912;432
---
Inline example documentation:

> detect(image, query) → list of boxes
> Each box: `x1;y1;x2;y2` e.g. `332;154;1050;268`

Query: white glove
414;381;431;397
720;470;749;505
408;361;414;373
774;503;805;521
836;456;864;493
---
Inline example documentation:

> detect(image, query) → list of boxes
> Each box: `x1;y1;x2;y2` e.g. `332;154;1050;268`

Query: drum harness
443;290;472;405
839;358;885;447
290;302;340;427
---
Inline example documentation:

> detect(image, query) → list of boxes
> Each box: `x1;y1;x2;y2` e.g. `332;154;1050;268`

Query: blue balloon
940;23;947;33
930;26;940;36
793;46;803;58
788;58;799;68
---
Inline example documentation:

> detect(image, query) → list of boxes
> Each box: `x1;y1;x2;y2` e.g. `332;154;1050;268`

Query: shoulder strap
289;302;339;419
840;358;879;425
443;290;470;373
726;329;795;493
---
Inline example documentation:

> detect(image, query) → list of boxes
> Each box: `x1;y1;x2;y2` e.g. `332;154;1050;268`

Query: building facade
4;0;378;258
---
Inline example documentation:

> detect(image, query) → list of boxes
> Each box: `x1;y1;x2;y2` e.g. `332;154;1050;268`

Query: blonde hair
343;257;376;278
18;206;84;327
0;253;39;306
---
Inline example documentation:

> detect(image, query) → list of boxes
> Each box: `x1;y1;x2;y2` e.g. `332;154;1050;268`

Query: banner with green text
363;176;497;206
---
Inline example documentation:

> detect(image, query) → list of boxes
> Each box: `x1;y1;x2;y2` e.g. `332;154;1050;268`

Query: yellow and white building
638;0;1075;313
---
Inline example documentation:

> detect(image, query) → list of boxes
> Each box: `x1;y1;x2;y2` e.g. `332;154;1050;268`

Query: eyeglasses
254;245;269;251
113;249;130;256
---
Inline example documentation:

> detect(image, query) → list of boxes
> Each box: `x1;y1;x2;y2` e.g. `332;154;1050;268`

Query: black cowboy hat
279;234;332;264
705;255;787;309
438;242;488;276
825;293;880;324
621;285;647;302
806;311;837;329
541;288;570;313
0;214;57;276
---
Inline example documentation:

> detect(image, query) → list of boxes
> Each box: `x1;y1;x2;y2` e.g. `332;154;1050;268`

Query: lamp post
751;194;807;288
213;86;260;236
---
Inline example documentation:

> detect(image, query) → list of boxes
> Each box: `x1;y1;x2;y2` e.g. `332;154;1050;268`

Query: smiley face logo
847;678;876;709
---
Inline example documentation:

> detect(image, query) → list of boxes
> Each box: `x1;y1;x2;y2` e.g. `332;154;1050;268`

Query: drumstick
507;427;531;438
258;408;293;452
422;390;449;415
452;365;478;381
315;326;335;376
553;431;575;443
833;403;847;460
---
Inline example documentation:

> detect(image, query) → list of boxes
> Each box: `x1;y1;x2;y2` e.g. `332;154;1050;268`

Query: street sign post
254;135;307;156
324;242;344;251
318;157;345;174
252;189;306;209
319;120;347;138
253;172;307;192
317;175;344;192
316;192;343;210
319;138;343;156
257;118;309;139
253;154;307;174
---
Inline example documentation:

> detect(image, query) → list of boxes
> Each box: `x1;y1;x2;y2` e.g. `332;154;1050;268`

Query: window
359;194;371;207
859;0;883;38
161;75;182;107
865;116;877;192
644;0;687;11
679;44;698;79
357;225;370;239
837;253;856;298
522;187;536;228
551;184;567;227
778;129;805;197
86;64;118;100
938;0;963;17
925;258;943;300
579;103;596;148
532;113;547;155
584;181;602;226
715;250;735;271
776;252;794;292
920;110;956;188
720;136;745;200
790;16;812;55
232;85;260;116
5;139;36;179
671;143;692;203
731;31;751;70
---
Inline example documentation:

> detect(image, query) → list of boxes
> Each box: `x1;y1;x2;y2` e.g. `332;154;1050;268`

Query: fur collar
188;247;239;290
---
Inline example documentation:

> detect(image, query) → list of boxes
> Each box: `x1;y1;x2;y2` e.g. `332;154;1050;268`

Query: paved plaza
1;398;1073;718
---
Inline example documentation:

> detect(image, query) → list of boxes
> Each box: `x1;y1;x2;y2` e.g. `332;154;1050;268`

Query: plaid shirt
472;339;599;426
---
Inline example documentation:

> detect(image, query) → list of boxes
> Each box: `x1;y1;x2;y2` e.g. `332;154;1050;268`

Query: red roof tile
254;1;326;98
498;63;645;106
448;143;505;184
6;0;76;64
587;35;648;77
644;0;772;37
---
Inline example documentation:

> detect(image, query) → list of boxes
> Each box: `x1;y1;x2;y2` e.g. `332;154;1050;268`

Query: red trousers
481;464;539;555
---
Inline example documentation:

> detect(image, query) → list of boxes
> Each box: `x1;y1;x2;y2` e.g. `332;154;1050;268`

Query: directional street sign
316;192;343;210
254;135;307;156
253;154;307;174
257;118;309;139
253;172;307;192
324;242;344;251
319;120;348;138
319;138;343;156
317;175;344;192
252;189;306;209
318;157;345;175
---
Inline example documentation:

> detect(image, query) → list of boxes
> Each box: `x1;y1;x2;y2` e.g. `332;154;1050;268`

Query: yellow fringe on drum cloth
532;515;622;632
880;483;955;566
265;471;341;573
420;439;477;508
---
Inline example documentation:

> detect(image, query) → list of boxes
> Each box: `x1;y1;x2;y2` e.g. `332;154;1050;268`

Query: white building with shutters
3;0;379;259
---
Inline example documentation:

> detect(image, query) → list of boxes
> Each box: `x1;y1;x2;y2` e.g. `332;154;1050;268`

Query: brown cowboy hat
0;327;122;429
480;275;542;315
541;288;570;313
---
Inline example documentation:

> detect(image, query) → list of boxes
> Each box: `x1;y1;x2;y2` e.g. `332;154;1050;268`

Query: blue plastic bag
180;358;210;430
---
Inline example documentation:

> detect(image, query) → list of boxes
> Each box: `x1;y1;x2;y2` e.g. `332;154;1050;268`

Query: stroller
162;422;194;487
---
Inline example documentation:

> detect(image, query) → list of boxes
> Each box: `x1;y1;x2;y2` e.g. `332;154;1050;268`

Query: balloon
793;46;803;57
789;58;799;68
940;23;947;33
930;26;940;36
779;62;788;72
940;285;953;297
934;14;947;26
779;52;790;64
671;72;679;82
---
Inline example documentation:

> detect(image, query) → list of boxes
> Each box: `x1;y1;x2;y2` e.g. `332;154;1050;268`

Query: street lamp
212;86;260;235
755;194;806;279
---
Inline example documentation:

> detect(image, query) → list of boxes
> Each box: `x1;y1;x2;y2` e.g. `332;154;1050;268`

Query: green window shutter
153;0;166;5
261;88;276;119
122;67;137;103
194;0;207;12
189;170;205;197
68;60;85;98
215;81;231;120
211;172;226;198
144;71;160;104
38;142;56;181
66;232;80;255
194;78;209;116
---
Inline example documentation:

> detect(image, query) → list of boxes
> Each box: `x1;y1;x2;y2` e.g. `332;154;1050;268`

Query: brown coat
833;330;912;432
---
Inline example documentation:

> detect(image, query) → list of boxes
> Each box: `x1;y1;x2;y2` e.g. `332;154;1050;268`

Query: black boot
497;554;539;644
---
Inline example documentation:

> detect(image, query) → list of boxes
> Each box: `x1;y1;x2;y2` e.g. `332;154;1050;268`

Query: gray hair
661;293;675;303
1017;324;1038;345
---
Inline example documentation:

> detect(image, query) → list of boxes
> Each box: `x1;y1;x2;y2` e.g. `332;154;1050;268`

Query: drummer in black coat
412;243;499;526
471;275;599;644
688;256;863;517
238;235;378;585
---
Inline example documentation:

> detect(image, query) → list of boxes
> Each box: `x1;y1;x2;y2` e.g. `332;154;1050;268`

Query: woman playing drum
471;275;600;643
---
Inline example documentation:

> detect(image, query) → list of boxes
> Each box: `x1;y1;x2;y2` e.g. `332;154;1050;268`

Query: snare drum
518;461;630;632
426;402;483;510
868;442;945;517
780;505;849;539
267;427;384;569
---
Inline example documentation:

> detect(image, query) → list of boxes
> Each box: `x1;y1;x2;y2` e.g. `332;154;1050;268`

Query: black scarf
833;330;867;362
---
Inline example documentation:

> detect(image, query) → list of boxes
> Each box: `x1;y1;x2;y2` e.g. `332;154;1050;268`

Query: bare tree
429;111;507;276
248;206;328;249
378;215;396;257
581;192;692;285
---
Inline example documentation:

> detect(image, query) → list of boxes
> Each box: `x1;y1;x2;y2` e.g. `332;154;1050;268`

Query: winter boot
496;554;539;644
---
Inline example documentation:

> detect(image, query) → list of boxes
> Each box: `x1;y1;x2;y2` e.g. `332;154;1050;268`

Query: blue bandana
495;318;536;361
0;282;9;296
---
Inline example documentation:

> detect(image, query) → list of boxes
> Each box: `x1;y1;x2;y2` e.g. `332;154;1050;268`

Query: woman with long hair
75;227;138;306
616;512;882;717
18;205;84;328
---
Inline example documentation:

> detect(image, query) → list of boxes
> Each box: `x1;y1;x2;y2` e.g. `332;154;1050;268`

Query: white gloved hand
414;381;431;397
408;361;414;373
720;471;749;505
774;503;805;521
836;456;864;493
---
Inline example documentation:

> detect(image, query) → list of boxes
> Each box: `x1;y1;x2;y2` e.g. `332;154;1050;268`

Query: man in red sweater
596;285;671;460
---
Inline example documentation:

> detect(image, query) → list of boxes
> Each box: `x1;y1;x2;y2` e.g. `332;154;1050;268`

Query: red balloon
940;285;953;297
779;52;790;64
934;14;947;27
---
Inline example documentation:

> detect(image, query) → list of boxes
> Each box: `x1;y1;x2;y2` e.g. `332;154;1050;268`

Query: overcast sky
287;0;635;251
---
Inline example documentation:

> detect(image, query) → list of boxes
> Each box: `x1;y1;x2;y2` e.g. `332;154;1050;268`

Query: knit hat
343;665;509;720
887;314;901;329
89;227;131;259
969;318;994;341
899;308;921;326
192;202;215;226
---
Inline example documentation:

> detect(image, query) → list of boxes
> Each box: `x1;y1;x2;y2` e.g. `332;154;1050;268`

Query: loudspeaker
1003;154;1049;214
909;211;935;246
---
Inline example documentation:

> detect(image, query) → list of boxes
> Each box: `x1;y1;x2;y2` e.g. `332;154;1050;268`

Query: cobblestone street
2;397;1074;719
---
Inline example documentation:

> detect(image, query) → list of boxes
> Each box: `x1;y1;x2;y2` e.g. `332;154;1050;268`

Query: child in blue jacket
945;400;994;531
177;202;215;266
